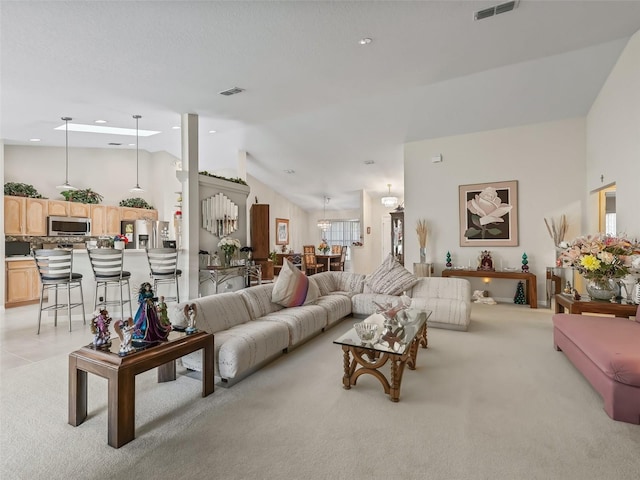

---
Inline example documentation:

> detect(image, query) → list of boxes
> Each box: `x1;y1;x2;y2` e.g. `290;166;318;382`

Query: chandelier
317;196;331;231
381;184;398;208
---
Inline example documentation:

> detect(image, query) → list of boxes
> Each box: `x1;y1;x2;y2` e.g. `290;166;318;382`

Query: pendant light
130;114;144;193
317;196;331;231
381;184;398;208
56;117;77;190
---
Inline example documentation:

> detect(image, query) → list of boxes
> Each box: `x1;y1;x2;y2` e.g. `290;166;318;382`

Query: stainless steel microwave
47;216;92;236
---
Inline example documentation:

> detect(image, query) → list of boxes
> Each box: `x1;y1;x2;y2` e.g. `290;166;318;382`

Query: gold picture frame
459;180;518;247
275;218;289;245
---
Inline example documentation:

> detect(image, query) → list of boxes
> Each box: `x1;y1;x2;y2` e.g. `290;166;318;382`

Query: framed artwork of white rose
459;180;518;247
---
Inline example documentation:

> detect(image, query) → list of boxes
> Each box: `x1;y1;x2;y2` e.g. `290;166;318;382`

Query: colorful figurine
184;303;198;334
157;296;171;328
133;282;171;345
91;309;112;349
114;317;136;356
521;252;530;272
478;250;494;271
445;251;452;268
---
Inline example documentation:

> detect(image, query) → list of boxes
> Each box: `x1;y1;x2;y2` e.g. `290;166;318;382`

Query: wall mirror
202;193;239;237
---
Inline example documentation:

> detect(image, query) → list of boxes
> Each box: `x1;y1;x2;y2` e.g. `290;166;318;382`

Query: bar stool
146;248;181;302
87;248;133;320
34;249;86;334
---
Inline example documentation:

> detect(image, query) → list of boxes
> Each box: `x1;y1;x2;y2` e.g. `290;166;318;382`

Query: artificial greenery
199;171;248;186
4;182;45;198
61;188;103;204
119;197;155;209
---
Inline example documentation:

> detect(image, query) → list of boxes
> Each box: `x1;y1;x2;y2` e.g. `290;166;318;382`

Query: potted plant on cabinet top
4;182;45;198
61;188;103;204
119;197;155;209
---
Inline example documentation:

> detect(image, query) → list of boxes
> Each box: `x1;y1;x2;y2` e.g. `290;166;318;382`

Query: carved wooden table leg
342;346;352;390
390;357;400;402
418;322;428;349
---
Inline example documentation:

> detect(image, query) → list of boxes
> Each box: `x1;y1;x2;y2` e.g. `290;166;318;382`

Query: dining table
316;253;342;271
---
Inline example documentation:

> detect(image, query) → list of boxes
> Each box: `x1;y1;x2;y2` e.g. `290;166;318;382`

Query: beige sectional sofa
175;270;471;386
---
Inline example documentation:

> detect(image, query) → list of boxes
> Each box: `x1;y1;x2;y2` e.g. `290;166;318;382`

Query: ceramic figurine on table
521;252;530;272
478;251;494;271
157;296;172;329
184;303;198;334
114;318;136;356
133;282;171;346
445;251;452;268
563;281;572;295
91;309;112;349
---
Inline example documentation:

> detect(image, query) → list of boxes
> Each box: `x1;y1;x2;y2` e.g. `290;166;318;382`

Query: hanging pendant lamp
381;184;398;208
130;114;144;193
56;117;77;190
317;196;331;231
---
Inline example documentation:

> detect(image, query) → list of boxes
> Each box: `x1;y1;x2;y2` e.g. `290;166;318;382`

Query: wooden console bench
442;269;537;308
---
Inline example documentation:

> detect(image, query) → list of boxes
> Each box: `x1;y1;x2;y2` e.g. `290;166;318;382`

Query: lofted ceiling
2;1;640;211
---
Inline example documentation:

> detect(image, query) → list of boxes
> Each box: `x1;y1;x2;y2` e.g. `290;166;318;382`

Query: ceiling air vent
219;87;245;96
474;1;518;21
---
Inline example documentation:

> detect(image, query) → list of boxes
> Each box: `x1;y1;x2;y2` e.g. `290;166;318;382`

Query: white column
237;150;247;181
181;113;199;300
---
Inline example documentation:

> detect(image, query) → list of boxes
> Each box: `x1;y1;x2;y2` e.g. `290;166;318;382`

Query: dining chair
331;245;341;254
330;245;347;271
303;252;325;275
146;247;181;303
303;245;315;254
87;248;133;320
34;249;86;334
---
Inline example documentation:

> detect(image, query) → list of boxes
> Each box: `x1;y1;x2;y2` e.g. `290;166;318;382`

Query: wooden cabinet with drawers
5;259;41;307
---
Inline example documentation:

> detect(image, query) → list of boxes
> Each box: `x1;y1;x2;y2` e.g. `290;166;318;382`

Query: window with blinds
322;220;361;258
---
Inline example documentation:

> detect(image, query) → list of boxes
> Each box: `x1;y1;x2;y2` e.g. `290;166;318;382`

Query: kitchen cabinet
4;196;47;236
91;205;122;236
120;207;158;221
250;204;272;280
48;200;69;216
5;259;41;307
69;202;91;218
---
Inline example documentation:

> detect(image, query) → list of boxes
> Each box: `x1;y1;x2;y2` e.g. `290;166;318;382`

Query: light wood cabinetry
91;205;122;236
5;259;41;307
4;196;47;236
69;202;91;218
48;200;69;216
4;196;157;236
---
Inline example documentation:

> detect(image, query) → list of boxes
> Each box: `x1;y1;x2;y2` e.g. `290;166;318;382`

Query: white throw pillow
272;258;319;307
365;254;419;296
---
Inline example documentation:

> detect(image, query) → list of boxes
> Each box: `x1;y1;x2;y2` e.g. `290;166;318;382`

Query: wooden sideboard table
69;330;214;448
554;294;638;318
442;269;538;308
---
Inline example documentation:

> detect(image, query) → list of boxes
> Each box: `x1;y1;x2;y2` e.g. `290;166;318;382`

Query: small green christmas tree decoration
521;252;529;272
445;251;452;268
514;281;527;304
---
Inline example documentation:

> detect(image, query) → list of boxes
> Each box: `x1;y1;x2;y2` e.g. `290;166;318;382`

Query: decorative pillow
365;254;419;296
272;258;319;307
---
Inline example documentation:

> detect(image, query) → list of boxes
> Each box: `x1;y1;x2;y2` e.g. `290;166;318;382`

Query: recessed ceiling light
284;169;295;174
219;87;245;96
209;130;217;134
29;138;41;142
364;160;375;165
95;120;107;124
108;142;122;146
172;126;181;130
53;123;160;136
359;38;372;45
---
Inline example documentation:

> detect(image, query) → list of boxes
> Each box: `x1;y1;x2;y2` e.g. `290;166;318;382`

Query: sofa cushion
311;271;336;296
173;293;250;333
261;304;328;346
364;254;418;295
272;258;320;307
332;271;366;294
238;283;283;319
314;294;352;327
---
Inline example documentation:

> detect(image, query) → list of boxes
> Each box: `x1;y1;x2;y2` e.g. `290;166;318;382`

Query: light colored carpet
2;304;639;479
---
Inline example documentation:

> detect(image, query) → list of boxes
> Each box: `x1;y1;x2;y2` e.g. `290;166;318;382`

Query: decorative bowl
354;322;378;344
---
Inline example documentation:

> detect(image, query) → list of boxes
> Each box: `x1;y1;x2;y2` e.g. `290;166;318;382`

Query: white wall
404;118;587;305
586;30;640;238
4;145;180;222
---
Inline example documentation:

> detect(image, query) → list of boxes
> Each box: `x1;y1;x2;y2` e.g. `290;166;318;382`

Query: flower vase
223;250;233;267
585;279;618;301
419;247;426;264
114;240;125;250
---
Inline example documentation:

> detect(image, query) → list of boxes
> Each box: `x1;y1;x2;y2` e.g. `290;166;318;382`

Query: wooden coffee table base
341;323;426;402
69;331;214;448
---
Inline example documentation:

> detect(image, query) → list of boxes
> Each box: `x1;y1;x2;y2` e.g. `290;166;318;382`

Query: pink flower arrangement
558;234;639;286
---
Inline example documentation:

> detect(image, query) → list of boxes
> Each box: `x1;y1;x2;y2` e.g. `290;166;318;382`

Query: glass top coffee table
333;308;431;402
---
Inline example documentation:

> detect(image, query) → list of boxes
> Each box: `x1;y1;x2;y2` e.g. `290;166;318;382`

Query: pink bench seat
553;311;640;424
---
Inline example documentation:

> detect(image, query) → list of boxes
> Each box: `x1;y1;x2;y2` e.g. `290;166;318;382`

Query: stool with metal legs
146;247;181;302
87;248;132;320
34;249;86;334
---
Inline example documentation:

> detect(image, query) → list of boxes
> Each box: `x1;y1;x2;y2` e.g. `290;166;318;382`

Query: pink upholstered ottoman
553;309;640;425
